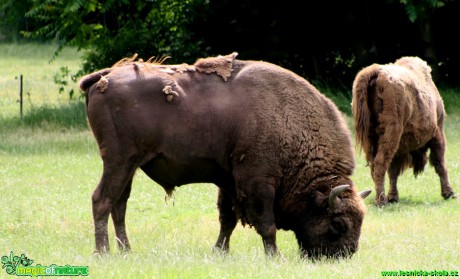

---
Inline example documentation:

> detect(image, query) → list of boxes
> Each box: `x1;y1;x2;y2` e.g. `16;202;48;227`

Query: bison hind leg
111;179;133;252
427;135;456;200
387;154;412;203
388;157;402;203
92;161;138;255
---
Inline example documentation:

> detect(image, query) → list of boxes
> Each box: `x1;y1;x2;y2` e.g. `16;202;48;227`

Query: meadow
0;43;459;279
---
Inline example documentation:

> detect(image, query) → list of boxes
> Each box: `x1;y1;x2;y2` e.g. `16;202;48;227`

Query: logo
1;251;89;277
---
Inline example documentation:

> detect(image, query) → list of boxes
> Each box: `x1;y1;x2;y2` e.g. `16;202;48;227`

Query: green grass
0;42;82;118
1;43;459;278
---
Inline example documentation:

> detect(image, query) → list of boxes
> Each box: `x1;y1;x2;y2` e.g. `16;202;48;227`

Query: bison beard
80;52;371;259
352;56;457;206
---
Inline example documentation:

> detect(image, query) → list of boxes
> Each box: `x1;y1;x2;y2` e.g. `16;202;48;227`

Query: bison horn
329;184;350;209
359;189;372;199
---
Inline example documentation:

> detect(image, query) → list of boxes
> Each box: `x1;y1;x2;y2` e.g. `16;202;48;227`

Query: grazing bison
352;56;456;206
79;52;371;259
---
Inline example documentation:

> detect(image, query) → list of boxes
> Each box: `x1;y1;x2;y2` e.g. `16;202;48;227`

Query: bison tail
79;68;112;92
351;65;380;161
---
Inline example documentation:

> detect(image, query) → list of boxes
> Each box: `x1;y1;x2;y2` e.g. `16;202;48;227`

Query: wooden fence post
19;74;23;119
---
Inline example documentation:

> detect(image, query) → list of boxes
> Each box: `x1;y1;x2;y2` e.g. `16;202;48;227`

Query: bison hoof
375;201;387;207
92;247;110;257
387;195;399;203
374;195;387;207
212;246;229;254
442;191;457;200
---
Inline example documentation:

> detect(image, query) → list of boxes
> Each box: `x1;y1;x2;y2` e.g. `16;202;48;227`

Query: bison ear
359;189;372;200
328;184;350;210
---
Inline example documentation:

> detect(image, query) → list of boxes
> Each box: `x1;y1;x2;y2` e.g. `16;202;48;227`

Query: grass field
1;43;459;278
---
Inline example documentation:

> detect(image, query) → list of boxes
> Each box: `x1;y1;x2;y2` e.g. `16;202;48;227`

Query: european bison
79;52;371;259
352;56;456;206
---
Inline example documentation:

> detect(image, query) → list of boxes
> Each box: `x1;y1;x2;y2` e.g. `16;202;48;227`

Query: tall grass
0;42;82;118
1;43;459;278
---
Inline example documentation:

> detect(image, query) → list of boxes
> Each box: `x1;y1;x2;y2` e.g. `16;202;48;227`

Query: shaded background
1;0;459;89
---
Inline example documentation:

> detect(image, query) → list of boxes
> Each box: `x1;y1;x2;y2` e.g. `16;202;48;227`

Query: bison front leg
387;159;401;203
372;123;402;206
370;162;388;206
214;188;238;253
246;182;278;256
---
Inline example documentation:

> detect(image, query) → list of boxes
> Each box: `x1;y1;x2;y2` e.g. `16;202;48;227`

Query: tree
0;0;38;41
391;0;454;80
3;0;459;90
20;0;207;74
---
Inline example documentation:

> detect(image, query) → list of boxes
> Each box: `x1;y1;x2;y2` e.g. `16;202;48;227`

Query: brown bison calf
352;56;456;206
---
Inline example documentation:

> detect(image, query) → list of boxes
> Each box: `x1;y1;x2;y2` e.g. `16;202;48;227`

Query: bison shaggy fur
80;52;371;259
352;56;456;206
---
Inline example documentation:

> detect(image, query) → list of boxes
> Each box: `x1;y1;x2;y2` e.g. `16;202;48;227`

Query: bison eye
329;217;348;236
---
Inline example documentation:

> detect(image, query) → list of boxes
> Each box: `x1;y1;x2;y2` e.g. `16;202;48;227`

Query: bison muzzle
79;52;371;259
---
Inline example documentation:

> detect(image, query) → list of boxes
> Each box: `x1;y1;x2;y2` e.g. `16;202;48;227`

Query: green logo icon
1;252;34;275
1;251;88;277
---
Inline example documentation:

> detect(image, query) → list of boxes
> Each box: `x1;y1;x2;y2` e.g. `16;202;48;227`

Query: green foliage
11;0;208;98
53;66;77;99
20;0;207;74
0;0;33;41
396;0;448;22
4;0;460;98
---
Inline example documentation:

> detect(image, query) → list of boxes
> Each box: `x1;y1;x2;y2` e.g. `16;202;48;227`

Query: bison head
293;185;370;259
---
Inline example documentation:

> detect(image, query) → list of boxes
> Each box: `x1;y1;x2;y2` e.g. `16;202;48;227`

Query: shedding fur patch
111;53;198;76
162;85;179;103
107;53;239;81
159;64;196;74
96;75;109;93
194;52;238;81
